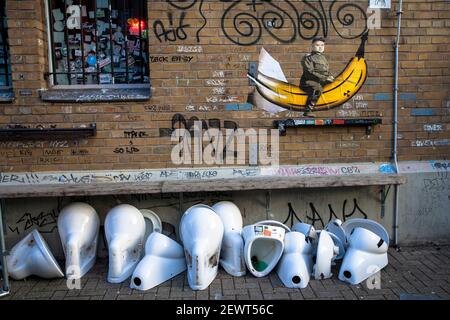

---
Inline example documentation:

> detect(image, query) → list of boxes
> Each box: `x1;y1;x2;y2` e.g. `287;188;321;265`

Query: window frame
0;0;12;89
44;0;150;92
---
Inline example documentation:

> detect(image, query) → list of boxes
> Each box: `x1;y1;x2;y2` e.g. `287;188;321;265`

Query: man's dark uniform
300;52;333;112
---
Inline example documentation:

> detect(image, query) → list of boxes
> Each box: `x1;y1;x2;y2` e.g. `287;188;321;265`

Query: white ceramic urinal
242;221;286;278
139;209;162;242
58;202;100;279
180;204;224;290
341;218;390;245
7;229;64;280
313;230;339;280
130;232;186;291
325;219;347;249
339;227;389;285
292;222;317;242
105;204;146;283
276;231;313;288
212;201;246;277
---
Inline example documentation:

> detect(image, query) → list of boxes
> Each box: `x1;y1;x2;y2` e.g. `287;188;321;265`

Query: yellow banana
250;34;368;112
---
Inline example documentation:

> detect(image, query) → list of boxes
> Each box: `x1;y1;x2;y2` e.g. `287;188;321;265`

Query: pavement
1;245;450;300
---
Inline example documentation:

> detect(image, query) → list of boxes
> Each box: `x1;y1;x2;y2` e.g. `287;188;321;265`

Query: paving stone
300;286;317;299
315;290;344;298
5;245;449;301
196;291;210;300
248;289;263;300
143;293;157;300
289;292;304;300
262;293;290;300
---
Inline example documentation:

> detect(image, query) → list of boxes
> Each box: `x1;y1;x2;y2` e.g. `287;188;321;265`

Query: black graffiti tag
283;199;369;229
153;12;190;42
9;210;58;235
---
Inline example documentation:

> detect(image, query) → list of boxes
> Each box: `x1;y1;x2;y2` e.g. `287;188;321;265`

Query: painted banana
249;33;368;111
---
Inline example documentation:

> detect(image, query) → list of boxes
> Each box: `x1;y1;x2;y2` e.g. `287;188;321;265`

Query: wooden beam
0;174;406;198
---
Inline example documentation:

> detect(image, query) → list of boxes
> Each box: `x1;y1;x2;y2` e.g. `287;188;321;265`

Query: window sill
39;86;151;103
0;88;14;103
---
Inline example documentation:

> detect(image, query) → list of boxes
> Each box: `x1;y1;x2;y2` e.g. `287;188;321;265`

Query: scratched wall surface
0;0;448;172
398;161;450;244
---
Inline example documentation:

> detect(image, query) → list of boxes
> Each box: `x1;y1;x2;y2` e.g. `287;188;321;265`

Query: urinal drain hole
292;276;301;284
133;277;142;286
343;271;352;279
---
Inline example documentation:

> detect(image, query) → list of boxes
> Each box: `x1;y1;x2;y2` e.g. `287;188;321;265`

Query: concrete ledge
39;87;151;103
0;163;406;198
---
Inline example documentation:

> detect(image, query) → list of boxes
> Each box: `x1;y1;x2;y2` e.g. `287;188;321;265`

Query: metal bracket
179;192;184;217
380;185;392;218
265;190;271;220
0;199;10;295
248;62;258;86
274;118;382;136
0;123;97;141
0;251;9;257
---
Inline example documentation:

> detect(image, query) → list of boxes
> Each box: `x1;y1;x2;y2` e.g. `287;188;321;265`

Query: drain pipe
392;0;403;248
0;201;10;297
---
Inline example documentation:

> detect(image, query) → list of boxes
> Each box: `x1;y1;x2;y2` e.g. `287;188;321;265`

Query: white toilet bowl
242;221;286;277
7;229;64;280
130;232;186;291
57;202;100;279
105;204;146;283
212;201;246;277
180;204;224;290
339;227;389;285
276;231;313;288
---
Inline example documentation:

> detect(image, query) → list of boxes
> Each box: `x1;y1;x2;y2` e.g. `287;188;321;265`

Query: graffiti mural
247;32;368;113
162;0;369;45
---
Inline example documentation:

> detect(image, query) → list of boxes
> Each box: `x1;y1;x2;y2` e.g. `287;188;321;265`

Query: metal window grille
0;0;11;87
48;0;149;86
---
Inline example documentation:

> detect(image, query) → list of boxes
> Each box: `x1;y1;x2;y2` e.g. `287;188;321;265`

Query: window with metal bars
47;0;149;86
0;0;11;87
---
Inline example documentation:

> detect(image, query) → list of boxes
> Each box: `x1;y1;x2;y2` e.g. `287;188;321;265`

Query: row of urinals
7;202;165;284
6;201;389;291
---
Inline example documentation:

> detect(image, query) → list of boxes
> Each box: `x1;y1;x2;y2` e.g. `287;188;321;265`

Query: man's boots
303;103;316;117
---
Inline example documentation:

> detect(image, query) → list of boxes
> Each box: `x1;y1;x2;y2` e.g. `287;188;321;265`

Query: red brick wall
0;0;448;172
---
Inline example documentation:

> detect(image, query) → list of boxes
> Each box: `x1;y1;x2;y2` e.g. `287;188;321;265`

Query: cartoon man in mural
247;32;368;114
300;37;335;117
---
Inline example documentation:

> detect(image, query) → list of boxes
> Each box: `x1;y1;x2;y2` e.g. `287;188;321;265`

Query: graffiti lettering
150;55;194;63
124;131;148;139
284;199;369;229
71;149;89;156
113;146;140;154
432;162;450;171
153;12;190;42
219;0;368;46
177;45;203;53
8;210;58;235
233;168;259;177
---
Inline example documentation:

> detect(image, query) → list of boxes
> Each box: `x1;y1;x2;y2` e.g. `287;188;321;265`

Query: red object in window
333;119;345;125
128;18;145;35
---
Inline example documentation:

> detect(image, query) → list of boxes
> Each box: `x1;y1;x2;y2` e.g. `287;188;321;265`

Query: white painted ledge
0;162;409;198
